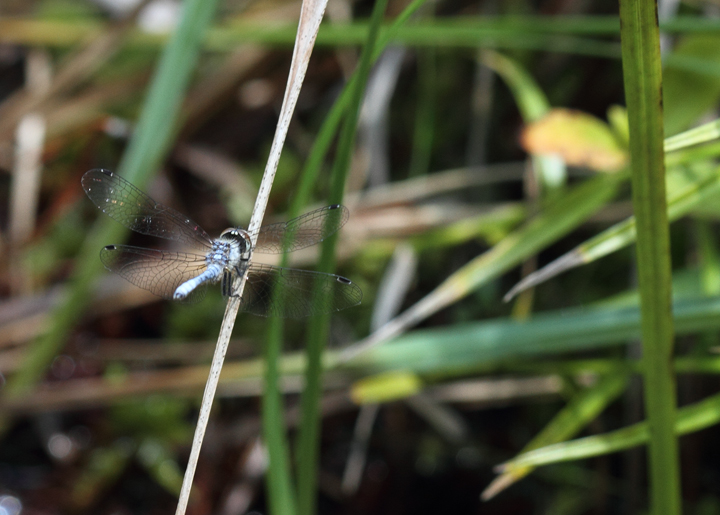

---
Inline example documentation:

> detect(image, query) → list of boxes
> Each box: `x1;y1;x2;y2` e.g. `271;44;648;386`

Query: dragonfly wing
100;245;209;302
251;205;349;254
82;169;214;250
240;263;362;318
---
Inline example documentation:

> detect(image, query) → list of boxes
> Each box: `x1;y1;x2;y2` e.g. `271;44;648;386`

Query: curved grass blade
340;170;627;362
504;164;720;301
499;388;720;473
482;373;628;500
480;50;568;194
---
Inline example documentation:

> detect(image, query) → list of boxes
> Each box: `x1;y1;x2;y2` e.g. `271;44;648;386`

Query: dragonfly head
219;227;253;262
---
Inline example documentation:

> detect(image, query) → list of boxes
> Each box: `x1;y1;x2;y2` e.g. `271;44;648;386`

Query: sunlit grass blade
504;164;720;301
482;373;628;499
499;388;720;473
340;171;626;361
664;117;720;151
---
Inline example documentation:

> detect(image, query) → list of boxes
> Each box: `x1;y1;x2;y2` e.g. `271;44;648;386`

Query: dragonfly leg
222;269;243;298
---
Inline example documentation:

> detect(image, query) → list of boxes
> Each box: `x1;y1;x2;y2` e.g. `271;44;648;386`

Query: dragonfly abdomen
174;263;224;300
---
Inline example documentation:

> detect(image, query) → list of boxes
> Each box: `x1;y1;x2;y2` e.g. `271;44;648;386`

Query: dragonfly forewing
84;169;362;315
82;169;214;250
251;205;349;254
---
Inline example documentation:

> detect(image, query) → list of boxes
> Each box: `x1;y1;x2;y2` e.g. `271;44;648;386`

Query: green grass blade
500;388;720;472
665;117;720;151
295;0;389;513
341;171;626;360
350;296;720;374
2;0;220;415
258;0;428;511
481;50;550;121
480;50;566;192
258;0;429;509
483;373;628;499
0;17;623;57
504;164;720;301
263;321;297;515
619;0;681;511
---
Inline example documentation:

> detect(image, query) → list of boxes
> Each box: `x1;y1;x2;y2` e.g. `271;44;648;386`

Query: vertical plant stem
618;0;681;513
409;47;436;177
178;0;328;512
258;0;427;510
295;1;389;513
261;0;427;510
292;0;429;208
263;321;297;515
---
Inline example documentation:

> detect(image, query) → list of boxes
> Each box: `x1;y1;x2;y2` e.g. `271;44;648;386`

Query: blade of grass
664;117;720;151
1;0;220;433
480;50;568;192
499;388;720;472
339;170;627;362
503;164;720;301
348;296;720;375
259;0;429;511
254;0;431;507
10;297;720;414
481;50;550;121
482;373;628;500
0;17;623;58
619;0;681;512
295;0;389;513
14;16;720;55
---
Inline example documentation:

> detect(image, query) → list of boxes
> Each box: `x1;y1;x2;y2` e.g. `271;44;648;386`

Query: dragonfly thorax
210;228;253;270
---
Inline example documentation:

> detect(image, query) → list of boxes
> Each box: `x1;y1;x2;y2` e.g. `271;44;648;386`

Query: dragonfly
82;169;362;318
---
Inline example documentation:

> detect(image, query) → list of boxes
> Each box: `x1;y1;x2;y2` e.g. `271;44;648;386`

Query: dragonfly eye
220;228;236;238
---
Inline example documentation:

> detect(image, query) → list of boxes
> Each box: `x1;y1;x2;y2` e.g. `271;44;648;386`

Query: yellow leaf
521;108;628;172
